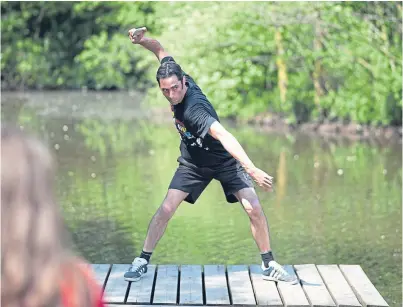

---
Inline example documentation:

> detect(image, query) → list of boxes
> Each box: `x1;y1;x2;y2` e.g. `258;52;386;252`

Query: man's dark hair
156;61;184;85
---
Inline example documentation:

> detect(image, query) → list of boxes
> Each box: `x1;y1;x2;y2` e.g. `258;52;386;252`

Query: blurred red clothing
60;258;105;307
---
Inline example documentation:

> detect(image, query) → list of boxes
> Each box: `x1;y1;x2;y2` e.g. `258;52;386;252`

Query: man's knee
157;190;186;220
235;188;264;220
159;200;178;218
241;197;264;220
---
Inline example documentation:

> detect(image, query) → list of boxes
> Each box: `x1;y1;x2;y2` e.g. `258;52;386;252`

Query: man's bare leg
234;187;271;253
235;187;298;284
143;189;189;252
124;189;188;282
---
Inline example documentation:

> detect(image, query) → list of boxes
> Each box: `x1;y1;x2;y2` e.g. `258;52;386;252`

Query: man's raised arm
128;27;170;62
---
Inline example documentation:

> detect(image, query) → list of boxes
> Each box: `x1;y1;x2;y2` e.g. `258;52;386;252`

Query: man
124;27;298;284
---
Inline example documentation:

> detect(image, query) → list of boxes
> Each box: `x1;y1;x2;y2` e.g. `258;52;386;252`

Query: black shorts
168;157;254;204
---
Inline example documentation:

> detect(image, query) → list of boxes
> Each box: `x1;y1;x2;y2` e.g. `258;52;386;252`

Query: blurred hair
1;125;102;307
156;60;184;85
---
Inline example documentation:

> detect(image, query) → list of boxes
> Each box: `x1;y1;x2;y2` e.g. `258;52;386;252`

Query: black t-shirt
161;56;232;168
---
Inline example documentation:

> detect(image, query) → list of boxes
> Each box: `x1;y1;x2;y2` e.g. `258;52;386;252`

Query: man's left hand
247;167;273;192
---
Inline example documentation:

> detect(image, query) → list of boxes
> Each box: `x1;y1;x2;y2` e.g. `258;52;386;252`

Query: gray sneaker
261;261;299;284
124;257;148;282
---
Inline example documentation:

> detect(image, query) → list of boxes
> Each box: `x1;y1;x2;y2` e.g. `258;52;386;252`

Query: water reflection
1;91;401;306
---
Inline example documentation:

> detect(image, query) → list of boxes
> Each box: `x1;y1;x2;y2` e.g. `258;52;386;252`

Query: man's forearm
219;133;256;174
139;37;169;62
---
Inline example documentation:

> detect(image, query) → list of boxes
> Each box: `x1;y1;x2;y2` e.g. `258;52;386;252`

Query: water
2;91;402;306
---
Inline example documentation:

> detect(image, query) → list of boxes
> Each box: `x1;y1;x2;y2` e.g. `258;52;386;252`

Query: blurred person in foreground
1;125;105;307
124;27;298;284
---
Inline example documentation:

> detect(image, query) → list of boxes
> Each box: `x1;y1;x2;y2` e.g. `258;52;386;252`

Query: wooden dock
91;264;389;307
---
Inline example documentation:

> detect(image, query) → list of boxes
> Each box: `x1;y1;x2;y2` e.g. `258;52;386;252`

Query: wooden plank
204;265;230;305
317;265;361;307
294;264;336;307
277;265;310;307
126;265;156;304
103;264;130;303
180;265;203;304
91;264;111;289
249;265;283;307
153;265;179;304
227;265;256;305
339;265;389;307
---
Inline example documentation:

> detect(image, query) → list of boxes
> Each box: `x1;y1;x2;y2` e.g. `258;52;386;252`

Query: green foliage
1;2;402;125
1;1;158;90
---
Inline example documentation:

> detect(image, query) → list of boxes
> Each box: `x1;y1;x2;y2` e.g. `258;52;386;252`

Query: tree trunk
275;28;288;107
313;14;325;119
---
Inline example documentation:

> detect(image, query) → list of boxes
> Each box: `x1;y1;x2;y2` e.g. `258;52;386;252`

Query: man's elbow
220;130;234;142
209;121;236;141
209;127;231;142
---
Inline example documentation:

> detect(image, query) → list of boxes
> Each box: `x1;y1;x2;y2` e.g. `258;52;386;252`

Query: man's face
159;75;186;105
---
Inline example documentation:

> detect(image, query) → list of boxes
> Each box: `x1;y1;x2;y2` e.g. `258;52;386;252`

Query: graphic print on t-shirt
173;117;210;151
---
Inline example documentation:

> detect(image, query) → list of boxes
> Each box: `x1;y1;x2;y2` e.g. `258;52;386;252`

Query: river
2;91;402;306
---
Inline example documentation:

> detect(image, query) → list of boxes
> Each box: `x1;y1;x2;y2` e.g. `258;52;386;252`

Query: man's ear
182;76;186;87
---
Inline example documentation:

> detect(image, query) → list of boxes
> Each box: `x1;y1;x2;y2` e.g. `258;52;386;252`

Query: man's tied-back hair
156;59;184;85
